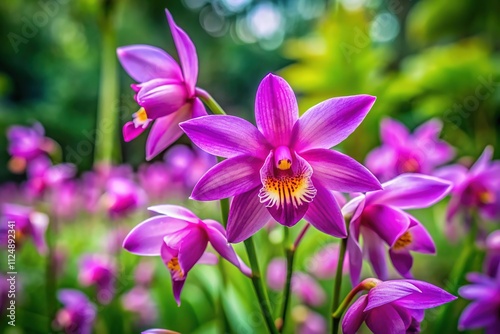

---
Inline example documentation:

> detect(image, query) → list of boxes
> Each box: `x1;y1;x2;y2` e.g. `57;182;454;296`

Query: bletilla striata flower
54;289;96;334
78;254;116;304
459;272;500;332
181;73;381;243
343;174;452;284
365;118;454;182
342;278;456;334
435;146;500;238
123;205;250;305
118;10;206;160
7;123;55;162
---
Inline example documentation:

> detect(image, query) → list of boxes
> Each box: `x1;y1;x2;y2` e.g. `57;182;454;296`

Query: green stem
331;237;348;334
244;237;279;334
195;88;226;115
95;8;119;164
45;216;58;331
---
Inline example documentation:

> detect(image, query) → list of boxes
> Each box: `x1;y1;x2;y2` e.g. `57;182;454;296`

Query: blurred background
1;0;499;333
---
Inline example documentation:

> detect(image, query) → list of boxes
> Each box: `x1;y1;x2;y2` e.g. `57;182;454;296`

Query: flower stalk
195;88;226;115
331;236;348;334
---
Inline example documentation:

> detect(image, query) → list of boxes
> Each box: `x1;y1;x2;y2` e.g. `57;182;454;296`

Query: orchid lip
133;107;152;128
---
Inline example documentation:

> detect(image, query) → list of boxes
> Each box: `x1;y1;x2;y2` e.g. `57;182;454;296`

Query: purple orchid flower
78;254;116;304
24;157;76;199
7;123;55;161
435;146;500;239
1;204;49;255
118;10;206;160
103;177;147;218
294;307;326;334
366;118;454;182
307;243;350;279
459;272;500;332
342;278;456;334
123;205;250;305
122;286;158;325
54;289;96;334
485;230;500;278
343;174;452;284
180;73;381;242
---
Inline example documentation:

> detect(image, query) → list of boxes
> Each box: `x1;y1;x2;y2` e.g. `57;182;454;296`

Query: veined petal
365;304;408;334
292;95;376;152
180;115;270;159
165;10;198;96
227;187;272;243
342;295;368;334
347;231;364;286
116;45;183;83
367;174;452;209
136;80;188;119
380;118;409;146
365;280;421;311
148;205;199;223
191;155;262;201
145;104;192;161
177;227;208;274
123;216;189;255
301;148;381;193
123;121;148;142
259;152;316;227
395;279;456;309
304;182;346;237
255;74;298;146
362;204;411;247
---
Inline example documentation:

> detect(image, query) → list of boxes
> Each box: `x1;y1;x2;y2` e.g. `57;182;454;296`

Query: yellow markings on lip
136;108;148;122
478;190;495;204
393;231;413;250
167;257;184;279
259;173;316;209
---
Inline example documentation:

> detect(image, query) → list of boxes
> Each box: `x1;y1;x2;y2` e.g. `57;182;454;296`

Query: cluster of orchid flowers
2;8;500;334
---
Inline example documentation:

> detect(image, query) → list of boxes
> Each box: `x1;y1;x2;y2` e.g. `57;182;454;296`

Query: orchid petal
342;295;368;334
380;118;409;146
165;10;198;96
136;79;188;119
406;215;436;254
433;164;468;191
148;205;199;223
470;146;493;176
177;228;208;274
305;182;346;237
365;304;408;334
30;212;49;255
389;249;413;278
204;223;241;271
459;300;499;330
255;74;298;146
191;155;262;201
347;232;364;286
362;204;411;246
365;280;421;311
123;121;147;142
172;279;186;307
123;216;189;255
396;280;457;309
227;187;272;243
362;227;389;280
301;148;381;192
292;95;376;152
116;45;183;83
145;104;192;161
367;174;452;209
180;115;270;159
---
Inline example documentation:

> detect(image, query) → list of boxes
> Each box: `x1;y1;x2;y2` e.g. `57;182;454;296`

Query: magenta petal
191;155;262;201
459;301;498;330
145;105;192;161
292;95;376;152
362;227;389;280
347;232;364;286
203;223;240;269
414;118;442;140
123;216;189;255
406;216;436;254
255;74;298;146
148;205;199;223
396;279;457;309
301;148;381;192
367;174;452;209
365;280;421;311
363;204;410;246
116;45;183;83
389;249;413;278
304;182;346;237
459;284;496;300
137;80;188;119
172;279;185;306
380;118;409;146
123;121;147;142
176;228;208;274
365;304;408;334
191;97;207;117
180;115;270;159
342;295;368;334
470;146;493;176
30;212;49;255
165;10;198;96
227;187;272;243
433;164;468;190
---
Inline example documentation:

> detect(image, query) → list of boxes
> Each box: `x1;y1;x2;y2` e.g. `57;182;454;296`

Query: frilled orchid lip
259;149;316;226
